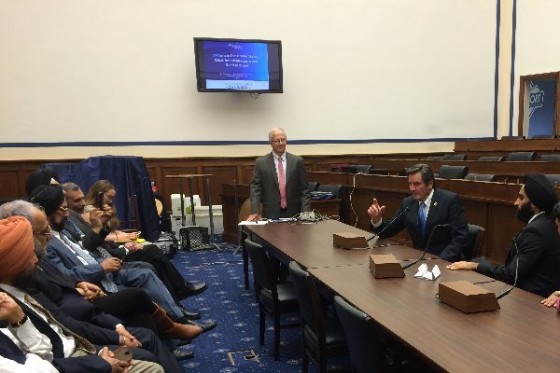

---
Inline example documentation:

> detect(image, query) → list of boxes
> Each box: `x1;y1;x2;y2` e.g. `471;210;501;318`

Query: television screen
194;37;283;93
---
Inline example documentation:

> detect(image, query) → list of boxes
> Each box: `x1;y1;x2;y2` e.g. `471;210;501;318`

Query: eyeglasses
271;138;287;144
36;226;52;238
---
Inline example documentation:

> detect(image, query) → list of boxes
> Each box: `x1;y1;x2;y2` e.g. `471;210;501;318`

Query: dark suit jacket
474;214;560;297
35;259;122;329
66;211;108;250
374;188;468;261
0;332;26;364
45;235;108;285
250;152;310;218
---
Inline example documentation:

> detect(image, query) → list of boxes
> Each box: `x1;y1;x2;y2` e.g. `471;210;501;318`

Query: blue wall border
0;137;497;148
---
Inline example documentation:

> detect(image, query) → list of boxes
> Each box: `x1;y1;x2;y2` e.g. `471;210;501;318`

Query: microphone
496;235;520;300
367;205;411;243
402;223;450;269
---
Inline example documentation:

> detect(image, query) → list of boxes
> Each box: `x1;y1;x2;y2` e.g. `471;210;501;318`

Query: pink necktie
278;157;287;209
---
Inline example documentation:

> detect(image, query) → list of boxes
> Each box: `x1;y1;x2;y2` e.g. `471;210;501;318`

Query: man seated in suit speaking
247;128;310;220
448;174;560;298
367;163;468;261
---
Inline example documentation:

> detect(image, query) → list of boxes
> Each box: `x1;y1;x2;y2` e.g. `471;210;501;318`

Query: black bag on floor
153;232;178;258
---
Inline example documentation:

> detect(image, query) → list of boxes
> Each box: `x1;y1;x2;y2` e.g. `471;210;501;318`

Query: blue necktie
418;202;427;238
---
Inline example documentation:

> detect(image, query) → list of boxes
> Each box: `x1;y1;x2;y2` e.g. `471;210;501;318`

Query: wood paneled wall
0;154;386;206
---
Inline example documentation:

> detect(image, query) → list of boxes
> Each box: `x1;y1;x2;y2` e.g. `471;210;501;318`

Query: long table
248;219;559;373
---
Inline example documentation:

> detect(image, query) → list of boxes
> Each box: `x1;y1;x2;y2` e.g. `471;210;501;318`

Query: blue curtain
47;156;160;241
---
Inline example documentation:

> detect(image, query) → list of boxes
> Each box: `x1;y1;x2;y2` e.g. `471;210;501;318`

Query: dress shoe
185;319;217;334
173;347;194;361
183;281;208;297
179;306;201;320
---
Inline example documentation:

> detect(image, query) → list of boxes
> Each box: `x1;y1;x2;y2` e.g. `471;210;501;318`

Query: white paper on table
238;220;269;226
431;264;441;279
414;263;428;278
414;263;440;281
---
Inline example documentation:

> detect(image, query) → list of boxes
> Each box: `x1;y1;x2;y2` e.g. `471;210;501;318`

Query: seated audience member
29;184;216;334
25;167;60;198
1;292;58;373
448;174;560;297
540;202;560;307
367;163;468;261
0;200;205;351
0;216;166;373
83;179;141;243
64;181;207;304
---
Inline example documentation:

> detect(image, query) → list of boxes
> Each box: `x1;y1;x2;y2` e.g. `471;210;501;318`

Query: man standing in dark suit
248;128;310;220
448;174;560;298
367;163;468;261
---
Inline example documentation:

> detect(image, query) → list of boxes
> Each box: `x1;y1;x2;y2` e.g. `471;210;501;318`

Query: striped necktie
278;156;287;209
24;293;96;354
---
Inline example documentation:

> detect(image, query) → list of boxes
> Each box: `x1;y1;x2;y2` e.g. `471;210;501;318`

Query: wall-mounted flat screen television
194;37;283;93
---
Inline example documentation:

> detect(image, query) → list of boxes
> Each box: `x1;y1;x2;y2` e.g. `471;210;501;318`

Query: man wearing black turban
447;174;560;297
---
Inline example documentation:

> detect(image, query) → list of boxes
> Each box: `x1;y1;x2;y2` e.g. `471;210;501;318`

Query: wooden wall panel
486;204;525;262
0;170;21;199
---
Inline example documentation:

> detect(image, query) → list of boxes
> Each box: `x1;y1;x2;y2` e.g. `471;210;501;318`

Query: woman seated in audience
83;179;137;243
76;180;208;313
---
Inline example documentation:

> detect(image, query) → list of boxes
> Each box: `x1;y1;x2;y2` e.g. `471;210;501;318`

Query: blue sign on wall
528;79;556;138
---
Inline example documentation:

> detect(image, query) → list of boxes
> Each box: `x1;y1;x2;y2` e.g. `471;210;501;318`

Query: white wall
0;0;504;160
512;0;560;135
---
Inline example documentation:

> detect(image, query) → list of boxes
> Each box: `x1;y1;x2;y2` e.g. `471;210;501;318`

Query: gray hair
0;199;36;223
268;128;286;141
61;182;81;192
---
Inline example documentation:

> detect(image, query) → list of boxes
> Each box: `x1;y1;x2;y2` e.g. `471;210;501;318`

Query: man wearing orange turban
0;217;36;282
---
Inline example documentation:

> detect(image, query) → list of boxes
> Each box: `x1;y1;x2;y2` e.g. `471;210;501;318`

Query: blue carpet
171;246;353;372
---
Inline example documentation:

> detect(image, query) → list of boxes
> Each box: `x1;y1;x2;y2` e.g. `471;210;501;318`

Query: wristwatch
10;314;28;328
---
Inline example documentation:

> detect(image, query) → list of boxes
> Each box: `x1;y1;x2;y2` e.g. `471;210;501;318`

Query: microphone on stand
367;205;411;245
496;235;520;300
402;223;450;269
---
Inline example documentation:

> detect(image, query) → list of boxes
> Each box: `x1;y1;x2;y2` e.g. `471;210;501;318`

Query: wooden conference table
247;220;559;372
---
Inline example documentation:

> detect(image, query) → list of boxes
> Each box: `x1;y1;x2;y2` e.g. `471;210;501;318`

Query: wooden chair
288;261;347;373
245;239;299;360
333;295;387;373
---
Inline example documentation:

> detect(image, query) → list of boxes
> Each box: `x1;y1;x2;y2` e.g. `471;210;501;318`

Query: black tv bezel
193;37;283;93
